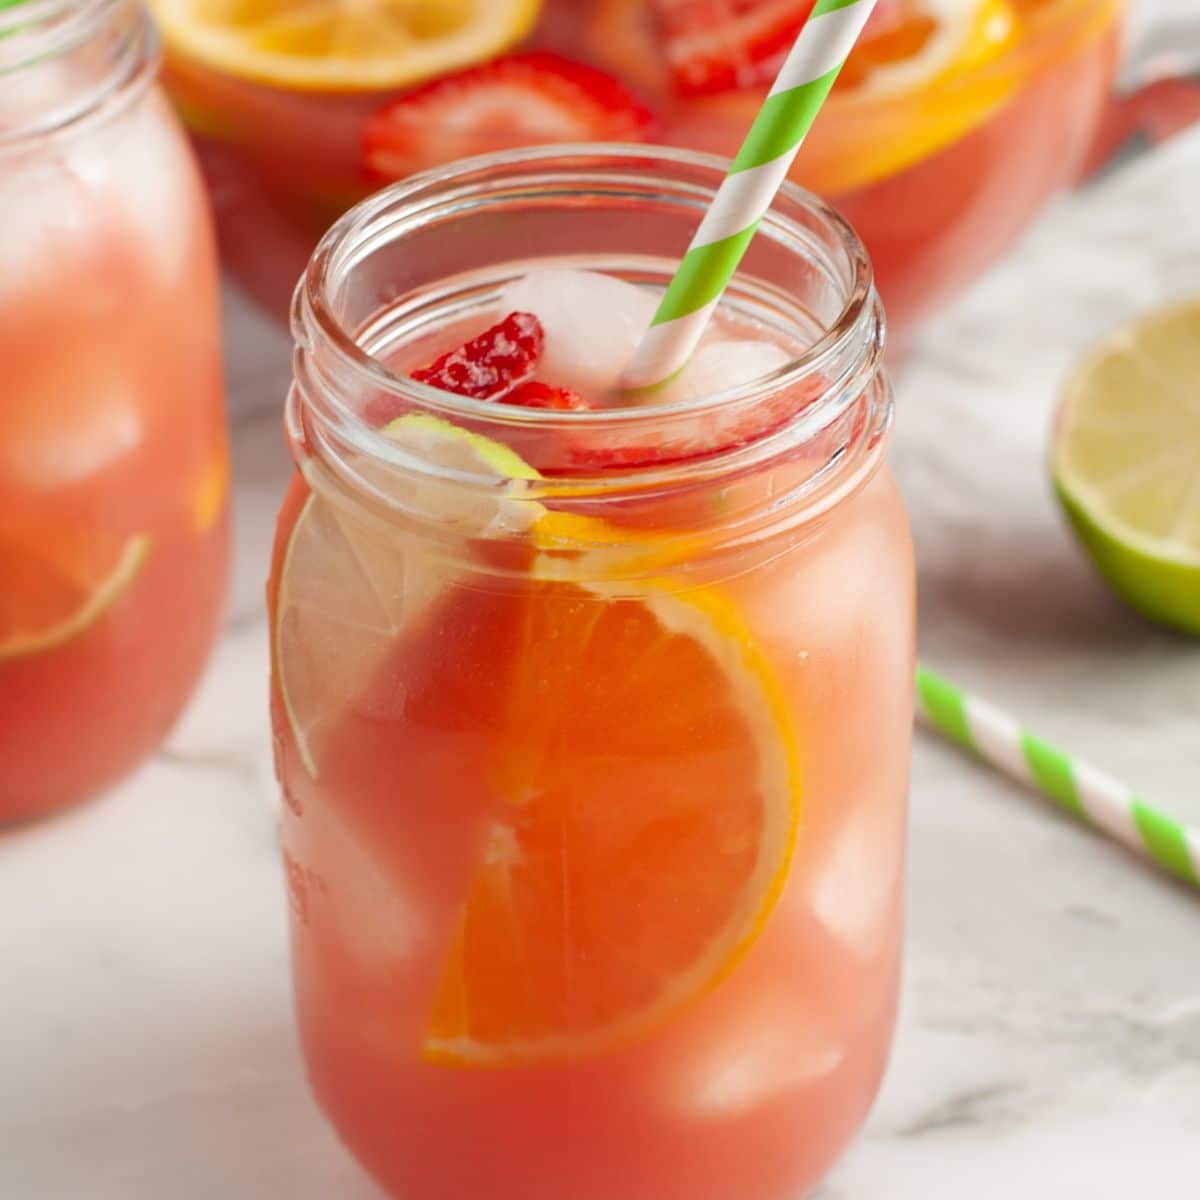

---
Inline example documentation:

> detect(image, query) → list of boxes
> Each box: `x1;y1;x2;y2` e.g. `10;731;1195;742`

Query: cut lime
1052;298;1200;635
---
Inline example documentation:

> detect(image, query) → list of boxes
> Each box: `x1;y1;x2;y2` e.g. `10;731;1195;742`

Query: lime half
1052;298;1200;635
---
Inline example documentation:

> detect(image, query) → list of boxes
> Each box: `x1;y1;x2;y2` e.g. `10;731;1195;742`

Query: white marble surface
4;12;1200;1198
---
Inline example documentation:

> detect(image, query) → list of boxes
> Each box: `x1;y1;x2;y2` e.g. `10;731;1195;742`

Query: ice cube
663;976;845;1118
0;350;143;491
68;93;199;283
812;792;904;960
658;339;792;406
502;268;659;397
0;159;95;304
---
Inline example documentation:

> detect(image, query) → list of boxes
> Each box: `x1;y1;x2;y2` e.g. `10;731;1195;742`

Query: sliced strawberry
863;0;908;37
411;312;544;401
364;52;657;181
650;0;908;97
651;0;817;96
501;381;593;412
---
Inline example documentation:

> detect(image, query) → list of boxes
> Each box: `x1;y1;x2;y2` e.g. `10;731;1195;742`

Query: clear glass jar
0;0;230;820
270;146;914;1200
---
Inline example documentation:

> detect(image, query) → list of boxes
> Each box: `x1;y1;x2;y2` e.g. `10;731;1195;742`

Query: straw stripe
651;228;761;325
1021;734;1086;818
770;11;861;91
690;158;795;249
623;0;878;391
915;665;1200;891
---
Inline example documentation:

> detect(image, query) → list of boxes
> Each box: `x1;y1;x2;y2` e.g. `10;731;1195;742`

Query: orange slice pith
425;579;801;1066
0;523;150;661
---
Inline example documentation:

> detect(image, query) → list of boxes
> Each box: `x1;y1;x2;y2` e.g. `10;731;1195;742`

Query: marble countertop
4;9;1200;1197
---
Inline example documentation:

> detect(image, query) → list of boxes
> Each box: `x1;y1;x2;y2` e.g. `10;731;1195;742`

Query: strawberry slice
652;0;816;96
364;52;657;181
411;312;544;401
652;0;906;97
501;381;593;411
864;0;908;36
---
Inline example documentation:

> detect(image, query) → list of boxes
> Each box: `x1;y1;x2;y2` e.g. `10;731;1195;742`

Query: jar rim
0;0;155;143
300;142;877;421
291;143;888;508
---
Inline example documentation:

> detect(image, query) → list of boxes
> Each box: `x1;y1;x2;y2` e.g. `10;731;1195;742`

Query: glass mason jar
270;146;915;1200
0;0;230;820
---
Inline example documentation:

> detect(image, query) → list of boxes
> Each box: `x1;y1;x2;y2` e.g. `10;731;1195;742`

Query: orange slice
148;0;543;92
838;0;1019;97
0;524;150;661
273;417;801;1063
425;580;801;1065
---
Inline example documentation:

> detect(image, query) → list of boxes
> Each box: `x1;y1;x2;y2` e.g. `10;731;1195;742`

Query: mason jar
270;145;914;1200
0;0;229;820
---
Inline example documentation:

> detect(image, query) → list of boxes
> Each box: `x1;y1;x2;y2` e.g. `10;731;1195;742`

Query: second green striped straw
916;665;1200;892
623;0;879;392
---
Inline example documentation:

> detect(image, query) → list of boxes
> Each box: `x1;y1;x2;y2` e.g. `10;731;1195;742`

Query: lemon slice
0;529;150;661
1052;298;1200;635
148;0;542;92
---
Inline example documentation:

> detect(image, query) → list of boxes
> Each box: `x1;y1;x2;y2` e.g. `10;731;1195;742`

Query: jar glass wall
270;146;915;1200
0;0;230;820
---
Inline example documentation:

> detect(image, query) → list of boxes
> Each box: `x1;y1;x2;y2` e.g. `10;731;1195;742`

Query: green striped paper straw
916;664;1200;890
623;0;879;391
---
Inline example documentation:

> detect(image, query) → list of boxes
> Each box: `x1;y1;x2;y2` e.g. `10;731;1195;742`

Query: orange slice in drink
0;523;150;661
273;416;802;1062
148;0;543;92
425;579;802;1065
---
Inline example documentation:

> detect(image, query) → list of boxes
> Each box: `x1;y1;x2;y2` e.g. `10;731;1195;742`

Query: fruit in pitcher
149;0;543;91
363;52;656;180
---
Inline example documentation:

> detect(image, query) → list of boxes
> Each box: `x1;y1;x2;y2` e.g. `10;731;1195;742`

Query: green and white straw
623;0;879;392
916;665;1200;890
